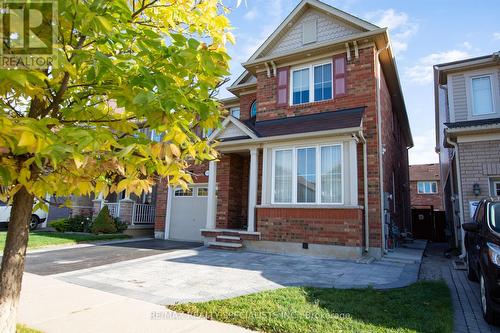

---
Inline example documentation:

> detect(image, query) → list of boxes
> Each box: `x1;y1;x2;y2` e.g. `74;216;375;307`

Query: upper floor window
471;75;494;116
314;64;332;102
230;107;240;119
250;100;257;118
417;181;437;194
291;62;333;105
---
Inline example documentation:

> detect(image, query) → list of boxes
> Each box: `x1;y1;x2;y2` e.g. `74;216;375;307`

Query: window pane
274;150;293;203
321;146;342;203
472;76;494;115
314;64;332;102
250;101;257;118
431;182;437;193
417;182;424;193
174;188;193;197
230;107;240;119
292;68;310;104
197;188;208;196
297;148;316;203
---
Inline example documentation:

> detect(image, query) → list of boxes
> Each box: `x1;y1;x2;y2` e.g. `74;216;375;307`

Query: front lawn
0;231;131;250
169;281;452;333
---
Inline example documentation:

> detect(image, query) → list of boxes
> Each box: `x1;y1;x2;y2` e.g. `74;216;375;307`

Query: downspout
357;131;370;253
376;44;389;254
446;136;466;257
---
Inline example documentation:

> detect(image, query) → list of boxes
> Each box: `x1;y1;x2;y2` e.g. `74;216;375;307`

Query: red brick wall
256;207;363;247
239;93;257;121
379;69;411;233
410;181;444;211
154;179;168;232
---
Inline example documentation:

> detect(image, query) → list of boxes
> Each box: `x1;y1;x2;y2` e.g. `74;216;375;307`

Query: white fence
104;203;120;218
132;204;155;224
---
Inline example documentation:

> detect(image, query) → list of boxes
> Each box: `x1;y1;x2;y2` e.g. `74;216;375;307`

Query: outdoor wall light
473;183;481;196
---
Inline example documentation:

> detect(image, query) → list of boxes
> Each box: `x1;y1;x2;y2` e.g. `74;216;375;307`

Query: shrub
67;216;93;232
49;218;70;232
113;217;128;233
91;206;117;234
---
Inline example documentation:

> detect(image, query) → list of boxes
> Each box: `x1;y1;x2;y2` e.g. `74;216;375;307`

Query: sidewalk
18;273;253;333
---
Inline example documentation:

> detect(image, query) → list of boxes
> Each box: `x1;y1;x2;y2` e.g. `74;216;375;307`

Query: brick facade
409;180;443;211
256;207;363;247
153;41;412;258
458;140;500;220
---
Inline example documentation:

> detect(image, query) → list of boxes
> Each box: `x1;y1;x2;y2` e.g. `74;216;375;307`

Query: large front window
272;144;343;204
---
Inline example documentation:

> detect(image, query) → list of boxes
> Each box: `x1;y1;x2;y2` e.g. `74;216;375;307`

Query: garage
168;185;208;242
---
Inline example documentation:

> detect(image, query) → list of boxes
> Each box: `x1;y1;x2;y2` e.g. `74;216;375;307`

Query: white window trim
464;69;499;120
470;74;495;117
493;181;500;196
417;181;438;194
271;143;344;205
289;60;333;106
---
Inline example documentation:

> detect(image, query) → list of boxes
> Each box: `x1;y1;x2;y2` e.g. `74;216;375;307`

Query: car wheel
466;252;478;282
480;272;498;324
29;215;39;231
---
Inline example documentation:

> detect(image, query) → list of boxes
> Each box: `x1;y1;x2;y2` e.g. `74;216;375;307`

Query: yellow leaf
169;143;181;157
73;154;85;169
18;131;36;147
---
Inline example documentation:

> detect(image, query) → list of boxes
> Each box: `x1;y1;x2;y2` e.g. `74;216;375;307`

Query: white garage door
169;185;208;242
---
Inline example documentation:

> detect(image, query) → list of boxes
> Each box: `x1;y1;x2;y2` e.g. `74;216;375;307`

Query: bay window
272;144;343;204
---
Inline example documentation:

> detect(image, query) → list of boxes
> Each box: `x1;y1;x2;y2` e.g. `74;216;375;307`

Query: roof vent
302;19;317;45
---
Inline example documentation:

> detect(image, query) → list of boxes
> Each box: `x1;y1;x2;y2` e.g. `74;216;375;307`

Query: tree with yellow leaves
0;1;233;331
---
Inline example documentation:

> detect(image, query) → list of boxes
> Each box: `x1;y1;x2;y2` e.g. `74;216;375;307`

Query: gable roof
248;0;378;62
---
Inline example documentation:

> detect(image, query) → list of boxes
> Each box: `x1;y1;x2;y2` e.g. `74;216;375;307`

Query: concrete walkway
55;247;421;305
18;273;253;333
419;242;500;333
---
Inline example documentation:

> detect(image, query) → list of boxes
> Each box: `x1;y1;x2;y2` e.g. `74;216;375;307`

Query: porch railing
104;202;120;218
132;204;155;224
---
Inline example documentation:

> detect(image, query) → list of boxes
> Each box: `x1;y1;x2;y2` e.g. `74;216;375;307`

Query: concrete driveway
24;239;202;275
55;248;420;305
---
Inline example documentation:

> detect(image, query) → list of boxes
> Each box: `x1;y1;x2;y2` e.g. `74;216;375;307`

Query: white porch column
206;160;217;229
247;148;258;232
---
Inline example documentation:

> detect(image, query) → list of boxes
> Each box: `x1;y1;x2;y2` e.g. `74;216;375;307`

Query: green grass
169;281;452;333
16;324;43;333
0;231;131;250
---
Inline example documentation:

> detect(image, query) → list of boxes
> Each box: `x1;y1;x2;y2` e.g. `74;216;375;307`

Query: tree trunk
0;186;34;333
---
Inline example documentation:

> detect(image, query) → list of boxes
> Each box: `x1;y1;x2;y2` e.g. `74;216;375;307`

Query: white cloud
243;7;258;21
364;9;418;54
409;128;439;165
405;50;470;84
494;32;500;40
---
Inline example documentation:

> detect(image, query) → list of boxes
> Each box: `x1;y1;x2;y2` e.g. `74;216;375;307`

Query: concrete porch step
208;241;243;251
215;235;242;243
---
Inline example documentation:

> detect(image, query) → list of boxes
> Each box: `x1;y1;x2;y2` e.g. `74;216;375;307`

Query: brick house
435;51;500;254
154;0;413;259
409;164;446;242
409;164;443;211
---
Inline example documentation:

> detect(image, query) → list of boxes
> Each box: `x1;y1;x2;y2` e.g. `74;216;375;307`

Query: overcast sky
219;0;500;165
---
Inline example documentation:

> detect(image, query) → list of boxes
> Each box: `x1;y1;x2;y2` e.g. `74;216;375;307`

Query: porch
93;190;156;237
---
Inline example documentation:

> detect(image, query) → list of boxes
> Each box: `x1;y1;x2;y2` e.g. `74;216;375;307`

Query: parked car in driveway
0;200;47;230
463;197;500;325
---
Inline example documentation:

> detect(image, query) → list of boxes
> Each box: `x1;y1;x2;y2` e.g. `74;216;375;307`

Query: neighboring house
409;164;446;242
154;0;413;259
434;51;500;255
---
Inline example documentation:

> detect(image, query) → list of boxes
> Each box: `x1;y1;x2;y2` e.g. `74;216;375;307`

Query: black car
463;197;500;324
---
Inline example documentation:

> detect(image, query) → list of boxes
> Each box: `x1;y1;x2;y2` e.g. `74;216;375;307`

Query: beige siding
265;8;360;57
450;74;468;122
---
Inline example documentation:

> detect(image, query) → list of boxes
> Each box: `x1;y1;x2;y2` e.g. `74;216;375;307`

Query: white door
169;185;208;242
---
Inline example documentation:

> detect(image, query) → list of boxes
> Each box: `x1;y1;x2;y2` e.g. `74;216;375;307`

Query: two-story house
154;0;413;259
435;51;500;255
